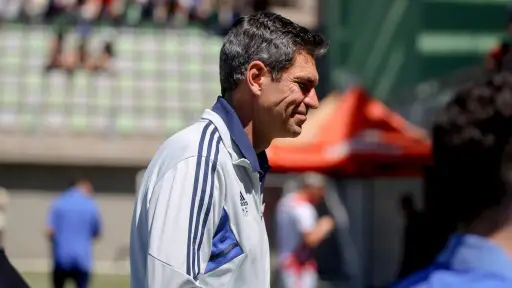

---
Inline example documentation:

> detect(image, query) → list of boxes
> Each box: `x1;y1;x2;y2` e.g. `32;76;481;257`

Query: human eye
297;82;307;90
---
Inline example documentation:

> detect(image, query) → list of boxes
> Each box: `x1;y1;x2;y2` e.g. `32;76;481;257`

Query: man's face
255;52;320;139
79;180;94;195
309;186;326;204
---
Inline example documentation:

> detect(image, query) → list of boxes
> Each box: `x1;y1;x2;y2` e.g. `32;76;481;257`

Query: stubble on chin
287;123;303;138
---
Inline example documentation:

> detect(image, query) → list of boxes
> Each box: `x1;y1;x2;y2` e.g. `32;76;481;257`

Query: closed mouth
295;114;307;120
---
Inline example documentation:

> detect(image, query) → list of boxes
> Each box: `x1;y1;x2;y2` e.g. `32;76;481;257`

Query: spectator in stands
83;0;122;72
393;73;512;287
44;0;120;73
0;0;25;21
46;175;102;288
44;0;82;72
172;0;194;27
151;0;170;24
196;0;267;35
149;0;194;27
216;0;243;33
63;0;121;72
71;0;95;71
275;172;335;288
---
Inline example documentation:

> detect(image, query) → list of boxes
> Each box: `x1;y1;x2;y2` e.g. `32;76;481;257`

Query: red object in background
91;0;114;9
266;86;432;177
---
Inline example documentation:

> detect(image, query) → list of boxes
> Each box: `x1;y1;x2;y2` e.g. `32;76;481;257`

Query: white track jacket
130;97;271;288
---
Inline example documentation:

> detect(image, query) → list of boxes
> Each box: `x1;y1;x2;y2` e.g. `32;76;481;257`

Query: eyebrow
295;76;318;86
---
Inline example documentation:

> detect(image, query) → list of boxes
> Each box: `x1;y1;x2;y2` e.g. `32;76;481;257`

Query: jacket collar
435;233;512;279
201;97;270;174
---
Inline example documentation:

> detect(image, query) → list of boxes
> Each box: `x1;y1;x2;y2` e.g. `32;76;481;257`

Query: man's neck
461;209;512;259
75;184;90;196
296;191;315;204
228;93;271;153
243;122;271;153
488;228;512;259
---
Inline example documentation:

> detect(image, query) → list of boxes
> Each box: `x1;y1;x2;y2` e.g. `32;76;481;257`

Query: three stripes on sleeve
186;122;222;279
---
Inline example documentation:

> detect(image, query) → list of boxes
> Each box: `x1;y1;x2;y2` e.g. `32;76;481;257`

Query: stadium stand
0;15;225;165
0;0;314;166
0;24;222;135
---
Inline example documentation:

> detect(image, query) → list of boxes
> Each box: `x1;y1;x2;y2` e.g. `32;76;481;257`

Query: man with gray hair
275;172;335;288
130;11;328;288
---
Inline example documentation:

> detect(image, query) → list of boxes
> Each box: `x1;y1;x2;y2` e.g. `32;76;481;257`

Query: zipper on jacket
209;242;239;262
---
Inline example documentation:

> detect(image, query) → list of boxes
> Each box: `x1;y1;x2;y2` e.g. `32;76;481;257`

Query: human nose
304;88;319;109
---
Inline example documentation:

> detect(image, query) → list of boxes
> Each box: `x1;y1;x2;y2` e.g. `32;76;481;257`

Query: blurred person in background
275;172;335;288
0;186;29;288
486;7;512;72
67;0;95;72
196;0;267;35
70;0;122;72
151;0;165;24
485;29;511;72
215;0;243;34
0;0;26;21
397;193;427;279
45;0;121;73
150;0;194;27
171;0;194;27
393;73;512;287
0;254;29;288
123;0;149;24
0;187;10;249
44;0;81;72
46;175;102;288
130;11;327;288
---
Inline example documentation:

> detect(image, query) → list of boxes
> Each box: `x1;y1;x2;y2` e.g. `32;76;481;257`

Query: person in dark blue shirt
392;72;512;287
46;176;102;288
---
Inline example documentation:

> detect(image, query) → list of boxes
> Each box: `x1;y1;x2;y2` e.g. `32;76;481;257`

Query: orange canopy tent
266;86;432;177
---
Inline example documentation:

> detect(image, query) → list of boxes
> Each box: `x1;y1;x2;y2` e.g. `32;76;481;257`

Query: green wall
321;0;510;101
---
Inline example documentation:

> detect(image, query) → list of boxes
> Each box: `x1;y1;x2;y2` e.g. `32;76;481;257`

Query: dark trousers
52;267;89;288
0;249;29;288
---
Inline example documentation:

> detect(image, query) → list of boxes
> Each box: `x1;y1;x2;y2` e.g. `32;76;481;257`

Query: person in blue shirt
46;175;102;288
392;72;512;287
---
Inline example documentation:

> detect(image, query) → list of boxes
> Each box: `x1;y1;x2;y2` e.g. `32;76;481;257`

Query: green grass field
22;273;129;288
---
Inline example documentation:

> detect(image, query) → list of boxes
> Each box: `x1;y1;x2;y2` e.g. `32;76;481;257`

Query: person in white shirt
129;11;328;288
276;173;335;288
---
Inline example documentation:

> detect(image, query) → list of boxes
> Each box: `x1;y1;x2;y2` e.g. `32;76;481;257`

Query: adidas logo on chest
239;191;249;217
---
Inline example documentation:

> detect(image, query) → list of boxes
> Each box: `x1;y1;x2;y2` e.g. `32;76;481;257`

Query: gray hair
219;11;329;96
301;172;327;188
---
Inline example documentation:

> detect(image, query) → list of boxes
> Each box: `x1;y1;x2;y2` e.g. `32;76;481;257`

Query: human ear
246;61;267;96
